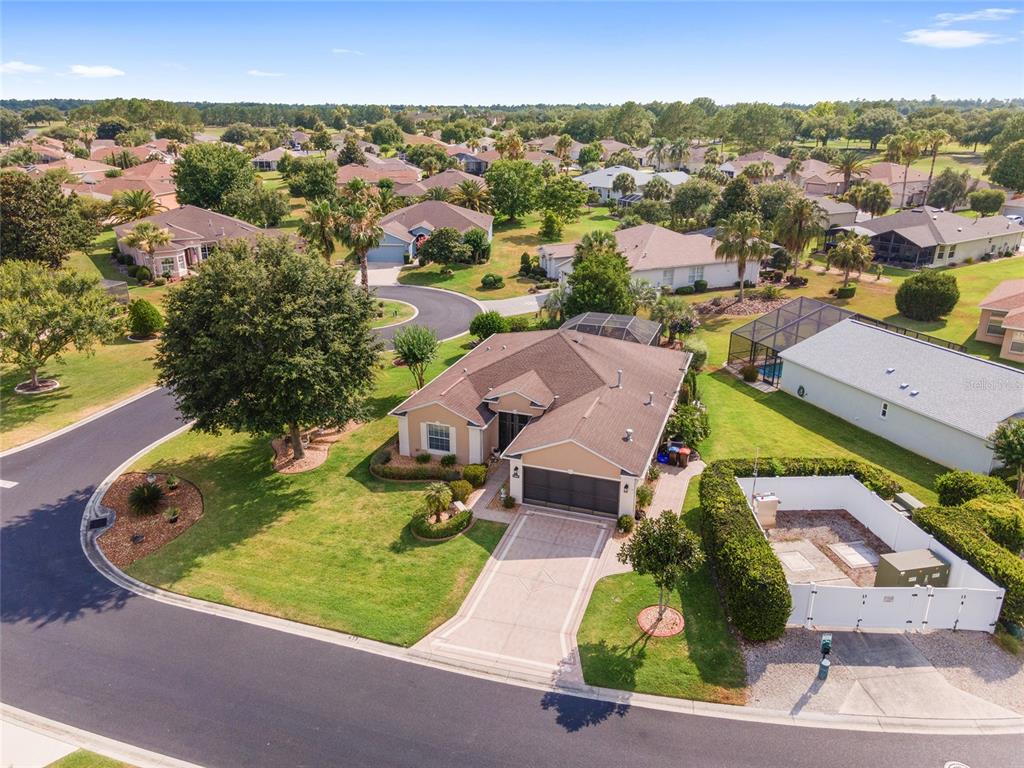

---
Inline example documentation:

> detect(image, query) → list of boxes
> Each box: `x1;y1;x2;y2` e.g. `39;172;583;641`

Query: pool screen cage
727;297;857;386
561;313;662;346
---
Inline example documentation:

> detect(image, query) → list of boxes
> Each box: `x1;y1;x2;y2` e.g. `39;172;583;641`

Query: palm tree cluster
713;211;770;302
827;232;873;287
448;179;491;212
298;182;384;290
110;189;163;224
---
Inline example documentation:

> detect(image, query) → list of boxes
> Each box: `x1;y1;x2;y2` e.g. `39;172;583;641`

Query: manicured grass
46;750;132;768
398;206;618;299
370;298;417;328
124;338;507;647
578;484;746;704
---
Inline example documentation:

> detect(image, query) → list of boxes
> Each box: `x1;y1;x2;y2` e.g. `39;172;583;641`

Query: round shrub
617;515;635;534
684;338;708;372
469;310;509;341
646;464;661;482
835;285;856;299
675;285;695;295
128;298;164;338
895;271;960;321
506;315;531;332
480;273;505;290
415;452;432;464
462;463;487;487
153;276;167;286
693;279;708;292
410;509;473;539
935;470;1012;506
125;264;140;278
135;265;152;283
635;484;653;510
374;448;392;465
128;481;163;515
440;453;457;468
740;363;759;382
502;494;516;509
449;479;473;503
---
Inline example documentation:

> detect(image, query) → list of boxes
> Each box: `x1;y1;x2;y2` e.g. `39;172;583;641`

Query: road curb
79;429;1024;737
1;704;204;768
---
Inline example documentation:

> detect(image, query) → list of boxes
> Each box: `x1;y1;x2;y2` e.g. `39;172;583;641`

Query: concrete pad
829;541;880;568
771;539;852;585
417;508;609;676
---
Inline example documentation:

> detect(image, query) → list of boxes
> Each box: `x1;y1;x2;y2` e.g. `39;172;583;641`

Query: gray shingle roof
858;206;1024;248
779;319;1024;439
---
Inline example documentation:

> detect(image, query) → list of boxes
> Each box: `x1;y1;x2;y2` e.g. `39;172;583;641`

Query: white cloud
935;8;1019;25
69;64;125;78
247;68;284;77
0;60;43;74
331;48;364;55
902;28;1012;48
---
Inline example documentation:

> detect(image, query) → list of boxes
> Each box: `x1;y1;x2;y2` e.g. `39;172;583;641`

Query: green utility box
873;549;950;588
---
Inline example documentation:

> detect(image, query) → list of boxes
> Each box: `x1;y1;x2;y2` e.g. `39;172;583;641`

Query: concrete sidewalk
2;719;77;768
479;292;549;317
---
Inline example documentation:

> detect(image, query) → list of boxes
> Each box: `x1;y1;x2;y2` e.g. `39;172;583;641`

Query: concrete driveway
416;508;610;680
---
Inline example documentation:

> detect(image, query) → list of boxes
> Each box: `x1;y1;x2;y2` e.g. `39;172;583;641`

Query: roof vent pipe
885;367;895;374
625;428;634;442
646;391;654;405
616;369;623;388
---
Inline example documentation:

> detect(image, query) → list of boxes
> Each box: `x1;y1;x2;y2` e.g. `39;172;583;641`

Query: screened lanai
561;313;662;346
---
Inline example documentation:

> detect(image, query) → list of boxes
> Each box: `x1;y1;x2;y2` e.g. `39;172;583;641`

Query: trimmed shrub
835;285;856;299
758;285;785;301
135;265;152;283
128;298;164;338
415;452;432;464
675;285;695;295
374;448;392;465
165;474;179;489
440;453;457;468
480;273;505;289
646;464;661;482
617;514;635;534
913;505;1024;625
693;279;708;292
449;479;473;503
126;264;140;278
786;275;808;288
740;364;759;382
462;464;487;487
371;462;460;482
895;271;960;321
502;494;517;509
506;315;531;332
469;310;509;341
699;461;791;641
715;456;902;499
128;481;164;515
410;509;473;539
963;494;1024;553
683;338;708;371
153;277;167;286
935;470;1013;506
635;484;654;510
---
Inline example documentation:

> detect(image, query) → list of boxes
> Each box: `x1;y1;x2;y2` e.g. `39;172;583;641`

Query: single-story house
28;157;118;183
336;155;421;186
527;134;584;161
120;160;174;183
365;200;493;263
289;130;310;149
863;162;930;207
90;141;173;166
113;205;290;278
777;318;1024;474
539;222;757;290
463;150;558;177
394;168;486;198
720;150;789;180
812;195;858;229
597;139;648;165
390;327;690;516
252;146;336;171
828;206;1023;267
574;165;690;203
793;159;847;196
403;132;448;147
977;279;1024;365
64;176;179;210
3;141;68;164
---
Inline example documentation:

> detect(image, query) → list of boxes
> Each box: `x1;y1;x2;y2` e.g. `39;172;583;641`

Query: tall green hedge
698;457;903;642
913;505;1024;626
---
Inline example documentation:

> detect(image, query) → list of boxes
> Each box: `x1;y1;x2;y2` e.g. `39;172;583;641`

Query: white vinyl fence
736;476;1004;633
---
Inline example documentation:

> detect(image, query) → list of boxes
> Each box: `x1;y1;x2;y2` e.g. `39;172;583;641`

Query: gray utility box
874;549;950;588
752;493;779;529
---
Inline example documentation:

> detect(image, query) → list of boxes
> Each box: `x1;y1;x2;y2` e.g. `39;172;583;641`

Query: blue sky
2;2;1022;104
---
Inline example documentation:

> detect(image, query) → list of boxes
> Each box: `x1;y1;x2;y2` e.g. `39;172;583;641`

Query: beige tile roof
336;156;420;185
121;160;173;182
865;161;929;185
394;169;485;197
391;330;688;475
981;279;1024;330
542;223;722;272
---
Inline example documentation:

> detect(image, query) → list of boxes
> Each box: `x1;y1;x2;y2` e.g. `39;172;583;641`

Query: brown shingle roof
336;156;420;185
394;169;485;197
542;223;722;272
380;200;493;237
391;330;688;475
112;205;280;252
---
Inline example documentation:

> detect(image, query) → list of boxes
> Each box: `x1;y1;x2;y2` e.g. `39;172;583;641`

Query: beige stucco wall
1000;328;1024;364
519;442;622;480
976;308;1006;345
481;419;498;460
404;403;470;464
489;393;546;414
936;233;1023;267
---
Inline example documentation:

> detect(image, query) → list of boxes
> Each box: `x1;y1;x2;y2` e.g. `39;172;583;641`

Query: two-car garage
521;466;620;516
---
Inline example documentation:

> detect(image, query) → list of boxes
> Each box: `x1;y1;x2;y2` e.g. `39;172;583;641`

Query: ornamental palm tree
495;130;525;160
650;296;695;345
646;137;669;170
668;138;690;170
423;481;453;524
573;230;618;263
375;186;402;215
299;198;339;261
337;201;384;291
784;157;804;182
449;179;491;213
423;186;449;201
774;197;825;276
543;283;569;323
122;222;173;268
827;232;873;287
922;128;951;206
110;189;162;224
466;137;480;153
629;279;659;313
829;150;870;192
714;211;770;302
555;134;574;168
859;180;893;218
884;129;926;208
340;177;372;203
611;172;637;199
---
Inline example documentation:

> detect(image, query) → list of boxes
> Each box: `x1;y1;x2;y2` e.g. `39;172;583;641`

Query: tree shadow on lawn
715;370;944;492
1;376;73;431
130;439;314;585
880;312;948;334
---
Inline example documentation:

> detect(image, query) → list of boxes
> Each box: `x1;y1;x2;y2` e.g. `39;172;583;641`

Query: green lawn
398;206;618;299
123;338;507;646
46;751;133;768
370;298;417;328
786;139;992;181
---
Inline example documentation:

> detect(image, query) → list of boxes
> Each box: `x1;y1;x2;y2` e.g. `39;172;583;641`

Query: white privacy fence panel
734;476;1005;633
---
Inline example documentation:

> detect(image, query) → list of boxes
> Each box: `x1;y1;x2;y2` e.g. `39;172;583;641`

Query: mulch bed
97;472;203;568
271;424;356;474
695;296;792;317
13;379;60;395
382;445;466;475
637;605;685;637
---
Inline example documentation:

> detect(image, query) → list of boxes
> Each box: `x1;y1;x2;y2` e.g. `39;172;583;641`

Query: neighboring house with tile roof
793;158;847;196
778;318;1024;474
3;140;69;164
720;150;790;180
977;279;1024;364
251;146;337;171
811;195;858;228
90;142;172;165
538;222;757;290
366;200;494;263
394;168;486;198
121;160;174;183
63;176;179;211
830;206;1023;267
336;155;421;186
27;157;118;183
390;328;690;515
403;132;447;147
574;165;689;203
863;162;931;207
527;134;585;161
463;150;558;176
113;205;292;278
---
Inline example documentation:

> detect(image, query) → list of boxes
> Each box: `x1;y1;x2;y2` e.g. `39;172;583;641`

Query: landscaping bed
695;295;793;317
98;472;203;568
271;424;355;474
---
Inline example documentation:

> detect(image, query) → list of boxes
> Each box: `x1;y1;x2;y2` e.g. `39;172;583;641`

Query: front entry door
498;412;530;451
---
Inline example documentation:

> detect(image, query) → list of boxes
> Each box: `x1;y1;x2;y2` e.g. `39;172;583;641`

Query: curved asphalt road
372;285;480;347
0;291;1016;768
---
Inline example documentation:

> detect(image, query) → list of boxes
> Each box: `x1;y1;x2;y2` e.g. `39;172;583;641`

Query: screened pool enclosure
561;313;662;346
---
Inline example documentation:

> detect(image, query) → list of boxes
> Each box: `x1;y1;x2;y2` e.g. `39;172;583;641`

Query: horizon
2;1;1023;104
